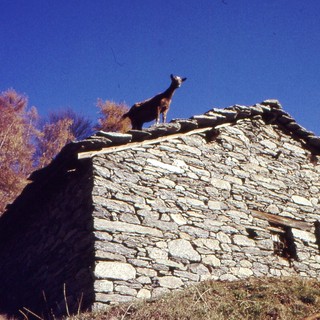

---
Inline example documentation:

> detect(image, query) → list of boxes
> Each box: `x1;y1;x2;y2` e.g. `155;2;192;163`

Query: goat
122;74;187;130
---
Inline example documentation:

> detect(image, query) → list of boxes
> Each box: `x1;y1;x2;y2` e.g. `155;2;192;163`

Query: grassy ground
67;277;320;320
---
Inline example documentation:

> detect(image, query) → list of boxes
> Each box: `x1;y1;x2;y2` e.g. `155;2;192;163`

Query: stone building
0;100;319;318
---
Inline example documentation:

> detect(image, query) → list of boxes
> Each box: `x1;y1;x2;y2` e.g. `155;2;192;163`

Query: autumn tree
34;108;93;168
46;108;93;140
35;117;74;168
96;99;131;133
0;91;132;215
0;89;39;213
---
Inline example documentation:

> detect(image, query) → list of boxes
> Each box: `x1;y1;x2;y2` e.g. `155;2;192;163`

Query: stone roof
24;99;319;184
76;99;320;159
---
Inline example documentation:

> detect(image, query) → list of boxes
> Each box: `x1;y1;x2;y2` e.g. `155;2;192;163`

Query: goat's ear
182;77;187;82
170;74;174;80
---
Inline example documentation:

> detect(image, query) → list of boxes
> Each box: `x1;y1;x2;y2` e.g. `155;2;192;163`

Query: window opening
270;224;298;261
246;228;258;239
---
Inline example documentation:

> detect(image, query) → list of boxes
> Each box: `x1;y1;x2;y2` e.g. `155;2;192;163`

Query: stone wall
91;117;320;309
0;159;95;318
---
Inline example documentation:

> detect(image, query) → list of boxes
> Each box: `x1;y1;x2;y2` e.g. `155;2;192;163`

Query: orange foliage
46;108;93;140
0;89;39;213
96;99;131;133
36;118;75;168
0;91;133;215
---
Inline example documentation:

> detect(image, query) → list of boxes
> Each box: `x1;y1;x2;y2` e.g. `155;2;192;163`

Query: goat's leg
156;108;161;125
162;110;168;123
131;119;142;130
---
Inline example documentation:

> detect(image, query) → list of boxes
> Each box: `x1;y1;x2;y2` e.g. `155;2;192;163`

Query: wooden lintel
77;126;216;159
251;209;312;231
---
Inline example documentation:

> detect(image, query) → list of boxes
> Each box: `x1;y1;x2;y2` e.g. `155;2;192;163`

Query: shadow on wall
0;158;96;319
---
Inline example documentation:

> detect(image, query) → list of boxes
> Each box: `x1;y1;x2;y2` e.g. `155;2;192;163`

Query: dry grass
67;277;320;320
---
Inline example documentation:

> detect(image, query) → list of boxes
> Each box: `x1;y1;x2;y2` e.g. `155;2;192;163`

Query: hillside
67;277;320;320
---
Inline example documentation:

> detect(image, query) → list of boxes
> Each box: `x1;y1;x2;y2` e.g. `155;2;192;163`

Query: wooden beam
77;126;217;159
251;209;312;231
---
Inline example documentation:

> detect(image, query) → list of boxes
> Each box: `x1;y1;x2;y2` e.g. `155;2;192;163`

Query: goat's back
126;102;161;123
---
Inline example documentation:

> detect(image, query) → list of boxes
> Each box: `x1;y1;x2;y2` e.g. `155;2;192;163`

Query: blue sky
1;0;320;134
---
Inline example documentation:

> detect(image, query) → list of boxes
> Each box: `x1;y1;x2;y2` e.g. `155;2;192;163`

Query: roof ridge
76;99;320;158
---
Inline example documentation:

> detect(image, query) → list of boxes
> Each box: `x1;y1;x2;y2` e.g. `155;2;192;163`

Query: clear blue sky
1;0;320;135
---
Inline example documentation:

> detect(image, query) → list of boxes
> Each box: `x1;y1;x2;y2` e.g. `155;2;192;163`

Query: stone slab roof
23;99;318;182
75;99;320;159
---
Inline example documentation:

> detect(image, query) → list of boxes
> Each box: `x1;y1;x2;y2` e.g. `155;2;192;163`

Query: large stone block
168;239;201;261
94;218;163;237
95;262;136;280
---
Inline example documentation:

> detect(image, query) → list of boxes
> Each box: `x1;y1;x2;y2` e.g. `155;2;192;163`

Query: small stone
170;119;198;132
266;204;280;214
170;213;187;225
152;287;170;298
292;228;316;243
156;241;168;249
96;293;134;303
136;276;151;284
210;178;231;191
158;276;184;289
179;226;209;238
159;178;176;188
240;260;252;268
202;255;221;267
283;143;305;154
136;267;157;277
191;115;220;127
220;274;238;281
185;197;206;208
216;232;231;244
292;195;312;206
190;263;210;275
94;197;135;214
147;122;181;136
193;238;220;251
231;267;254;278
95;131;132;144
137;289;151;299
115;285;137;296
208;201;225;210
129;130;153;141
146;159;185;174
147;247;168;260
94;280;113;292
260;139;277;149
261;99;282;109
233;235;256;247
173;270;200;281
156;259;185;270
94;218;163;237
168;239;201;261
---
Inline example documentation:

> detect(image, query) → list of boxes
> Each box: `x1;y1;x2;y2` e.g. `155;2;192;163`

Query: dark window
246;228;258;239
271;225;298;261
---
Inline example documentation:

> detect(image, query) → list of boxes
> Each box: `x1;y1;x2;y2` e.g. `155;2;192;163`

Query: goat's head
170;74;187;88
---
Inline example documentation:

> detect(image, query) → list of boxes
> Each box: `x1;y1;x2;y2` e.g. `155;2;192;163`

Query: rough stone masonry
89;102;320;309
0;100;319;317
